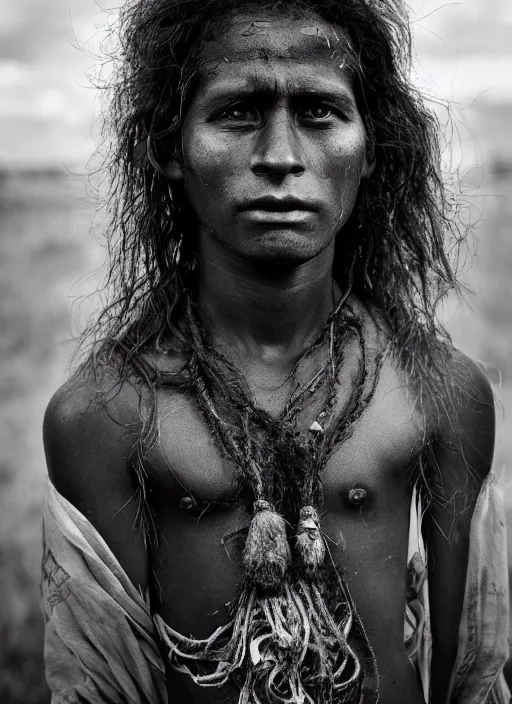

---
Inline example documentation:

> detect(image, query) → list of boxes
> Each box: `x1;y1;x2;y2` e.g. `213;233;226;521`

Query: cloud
0;0;94;63
413;0;512;57
0;0;105;167
414;55;512;104
1;0;511;168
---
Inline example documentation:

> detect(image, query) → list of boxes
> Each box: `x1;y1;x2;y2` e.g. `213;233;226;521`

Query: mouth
238;196;318;224
239;196;318;213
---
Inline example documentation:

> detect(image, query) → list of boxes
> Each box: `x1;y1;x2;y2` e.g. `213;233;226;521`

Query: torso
143;302;429;703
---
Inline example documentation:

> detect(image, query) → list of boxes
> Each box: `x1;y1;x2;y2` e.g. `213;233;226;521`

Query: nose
250;112;305;178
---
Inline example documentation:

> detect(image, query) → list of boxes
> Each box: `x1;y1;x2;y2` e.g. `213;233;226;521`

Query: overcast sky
1;0;511;168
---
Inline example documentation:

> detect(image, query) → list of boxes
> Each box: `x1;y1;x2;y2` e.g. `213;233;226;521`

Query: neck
196;239;338;358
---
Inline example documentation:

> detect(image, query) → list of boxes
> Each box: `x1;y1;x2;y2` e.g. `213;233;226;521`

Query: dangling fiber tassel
155;568;379;704
295;505;326;575
243;500;291;590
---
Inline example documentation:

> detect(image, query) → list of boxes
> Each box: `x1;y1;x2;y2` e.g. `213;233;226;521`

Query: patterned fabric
41;482;168;704
42;476;510;703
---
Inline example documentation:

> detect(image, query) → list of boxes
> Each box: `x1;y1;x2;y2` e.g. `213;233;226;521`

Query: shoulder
43;363;150;587
421;348;495;524
44;363;143;461
354;297;496;482
43;363;143;519
435;348;495;481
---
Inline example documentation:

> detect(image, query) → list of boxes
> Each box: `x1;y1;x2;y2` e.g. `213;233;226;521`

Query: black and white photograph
0;1;511;702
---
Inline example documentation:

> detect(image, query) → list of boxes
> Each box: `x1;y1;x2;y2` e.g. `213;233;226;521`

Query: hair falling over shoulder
77;0;477;517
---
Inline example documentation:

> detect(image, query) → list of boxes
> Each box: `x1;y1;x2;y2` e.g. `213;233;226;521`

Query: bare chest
147;359;422;595
147;356;422;512
144;359;425;703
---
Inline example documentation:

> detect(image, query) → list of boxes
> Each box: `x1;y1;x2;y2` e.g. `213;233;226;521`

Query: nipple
348;487;368;507
179;494;198;511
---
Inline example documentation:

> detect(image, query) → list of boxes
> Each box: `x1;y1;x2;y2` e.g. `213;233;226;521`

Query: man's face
169;11;373;266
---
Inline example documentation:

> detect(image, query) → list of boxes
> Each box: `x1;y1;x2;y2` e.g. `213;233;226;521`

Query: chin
242;247;322;271
237;231;328;267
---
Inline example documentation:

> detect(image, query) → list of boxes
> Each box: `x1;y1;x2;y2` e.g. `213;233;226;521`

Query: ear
361;155;375;180
361;134;376;179
163;160;184;181
358;121;376;181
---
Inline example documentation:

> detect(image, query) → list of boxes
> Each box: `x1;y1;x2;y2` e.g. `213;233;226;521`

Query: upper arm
424;351;495;700
43;370;149;590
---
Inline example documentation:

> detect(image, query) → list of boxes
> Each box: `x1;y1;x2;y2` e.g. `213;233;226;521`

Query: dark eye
221;103;258;122
301;104;333;121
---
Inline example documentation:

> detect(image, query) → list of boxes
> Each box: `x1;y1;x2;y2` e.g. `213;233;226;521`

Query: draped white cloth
405;472;510;703
41;482;168;703
42;475;510;703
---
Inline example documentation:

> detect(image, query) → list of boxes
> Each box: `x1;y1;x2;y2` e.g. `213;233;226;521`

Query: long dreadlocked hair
79;0;473;523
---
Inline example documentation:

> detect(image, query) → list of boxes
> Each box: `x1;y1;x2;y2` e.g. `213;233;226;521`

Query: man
41;0;510;702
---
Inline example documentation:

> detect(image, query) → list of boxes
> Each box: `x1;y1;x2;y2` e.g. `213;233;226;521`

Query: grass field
0;170;98;702
0;146;511;700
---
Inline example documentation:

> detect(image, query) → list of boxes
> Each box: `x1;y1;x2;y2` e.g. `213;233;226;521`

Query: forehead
195;11;355;88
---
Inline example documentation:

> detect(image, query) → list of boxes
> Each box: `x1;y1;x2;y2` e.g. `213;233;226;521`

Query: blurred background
0;0;511;700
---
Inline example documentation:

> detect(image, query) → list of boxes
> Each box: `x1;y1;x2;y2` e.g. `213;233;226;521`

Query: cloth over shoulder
41;474;510;704
41;481;168;704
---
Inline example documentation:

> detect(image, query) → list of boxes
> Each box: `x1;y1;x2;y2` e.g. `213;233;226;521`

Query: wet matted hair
73;3;481;699
80;0;474;527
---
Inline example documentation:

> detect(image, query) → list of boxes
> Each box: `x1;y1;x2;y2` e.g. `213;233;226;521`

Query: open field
0;138;511;700
0;170;98;702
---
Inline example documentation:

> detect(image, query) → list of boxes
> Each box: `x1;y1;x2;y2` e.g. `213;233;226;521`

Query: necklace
167;297;383;703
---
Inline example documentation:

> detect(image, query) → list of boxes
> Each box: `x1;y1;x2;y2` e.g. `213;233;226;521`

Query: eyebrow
200;78;358;114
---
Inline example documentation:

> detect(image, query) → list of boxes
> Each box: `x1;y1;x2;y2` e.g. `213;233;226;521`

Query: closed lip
238;196;319;212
